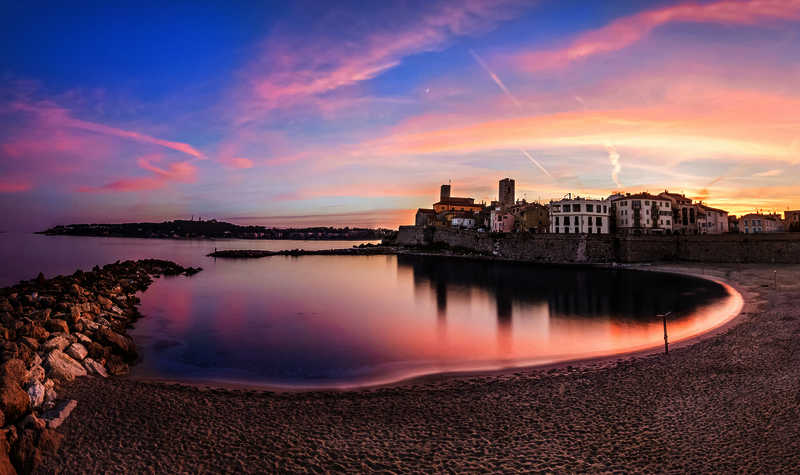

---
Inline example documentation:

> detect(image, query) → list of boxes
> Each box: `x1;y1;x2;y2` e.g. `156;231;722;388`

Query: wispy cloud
515;0;800;71
233;0;525;123
78;155;197;193
606;144;622;187
754;168;783;177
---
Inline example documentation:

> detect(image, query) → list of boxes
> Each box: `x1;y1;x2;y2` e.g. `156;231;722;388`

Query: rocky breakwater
0;259;200;473
208;244;397;258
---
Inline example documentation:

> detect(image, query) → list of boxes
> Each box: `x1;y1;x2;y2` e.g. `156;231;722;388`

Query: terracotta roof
434;197;478;206
659;191;692;203
620;192;670;201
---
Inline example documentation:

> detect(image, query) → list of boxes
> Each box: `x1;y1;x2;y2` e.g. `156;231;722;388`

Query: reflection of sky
131;254;737;387
3;1;800;231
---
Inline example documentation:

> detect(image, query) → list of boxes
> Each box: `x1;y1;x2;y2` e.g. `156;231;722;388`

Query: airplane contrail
470;49;553;179
520;149;552;178
469;49;522;109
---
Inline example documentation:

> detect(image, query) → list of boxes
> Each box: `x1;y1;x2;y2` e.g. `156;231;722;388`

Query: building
515;202;549;233
611;193;673;234
697;204;729;234
432;184;484;214
739;213;783;233
549;196;610;234
450;212;477;229
415;208;436;226
785;210;800;232
490;207;515;233
498;178;515;207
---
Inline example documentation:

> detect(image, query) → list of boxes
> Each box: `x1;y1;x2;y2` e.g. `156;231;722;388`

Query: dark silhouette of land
38;220;394;241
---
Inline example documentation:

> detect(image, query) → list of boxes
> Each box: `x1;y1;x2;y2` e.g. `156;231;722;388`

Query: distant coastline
37;219;395;241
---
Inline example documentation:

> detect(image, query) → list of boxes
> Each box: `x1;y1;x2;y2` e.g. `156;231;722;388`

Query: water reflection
126;254;738;388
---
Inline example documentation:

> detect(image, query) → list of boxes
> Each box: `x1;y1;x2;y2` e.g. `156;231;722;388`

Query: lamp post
658;312;672;354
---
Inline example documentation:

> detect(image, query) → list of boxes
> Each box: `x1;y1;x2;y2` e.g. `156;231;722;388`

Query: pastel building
549;196;610;234
658;191;699;234
785;210;800;232
697;204;729;234
739;213;783;233
610;193;673;234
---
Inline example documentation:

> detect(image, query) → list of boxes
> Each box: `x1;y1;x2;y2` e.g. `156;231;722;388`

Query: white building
451;215;476;229
610;193;673;234
549;196;610;234
697;204;729;234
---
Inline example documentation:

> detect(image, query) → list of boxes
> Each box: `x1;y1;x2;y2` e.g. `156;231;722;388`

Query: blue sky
1;0;799;230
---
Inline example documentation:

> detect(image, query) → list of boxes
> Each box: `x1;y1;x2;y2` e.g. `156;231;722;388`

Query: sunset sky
1;0;799;230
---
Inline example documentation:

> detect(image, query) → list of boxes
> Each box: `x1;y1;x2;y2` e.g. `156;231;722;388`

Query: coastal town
415;179;800;235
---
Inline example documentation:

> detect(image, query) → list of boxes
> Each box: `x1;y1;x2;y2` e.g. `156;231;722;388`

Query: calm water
0;233;740;388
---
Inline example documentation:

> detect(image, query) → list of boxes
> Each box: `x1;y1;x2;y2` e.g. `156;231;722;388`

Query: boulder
19;337;38;351
97;295;113;310
105;356;129;376
68;306;81;323
83;358;108;378
97;327;135;357
41;399;77;429
44;350;86;383
44;319;69;334
0;360;27;386
0;382;29;422
73;333;92;345
26;381;45;408
42;336;70;352
65;343;87;361
0;431;14;475
11;428;42;474
20;413;45;431
25;365;44;384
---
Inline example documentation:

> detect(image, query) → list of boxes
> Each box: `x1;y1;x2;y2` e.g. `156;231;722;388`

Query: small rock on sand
44;350;87;382
41;399;78;429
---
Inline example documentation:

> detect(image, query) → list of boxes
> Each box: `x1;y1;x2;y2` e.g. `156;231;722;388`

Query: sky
1;0;799;231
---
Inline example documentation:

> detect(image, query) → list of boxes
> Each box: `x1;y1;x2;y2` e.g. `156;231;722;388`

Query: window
588;228;593;234
555;216;559;225
596;216;602;226
603;205;607;213
573;204;581;212
587;204;594;212
645;201;650;205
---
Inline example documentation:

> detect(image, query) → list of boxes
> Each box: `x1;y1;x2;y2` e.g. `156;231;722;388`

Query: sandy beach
34;263;800;473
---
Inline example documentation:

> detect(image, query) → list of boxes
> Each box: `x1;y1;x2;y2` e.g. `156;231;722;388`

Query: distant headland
37;219;396;241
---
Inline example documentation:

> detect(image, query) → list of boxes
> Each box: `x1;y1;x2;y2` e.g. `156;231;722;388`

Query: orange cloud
516;0;800;71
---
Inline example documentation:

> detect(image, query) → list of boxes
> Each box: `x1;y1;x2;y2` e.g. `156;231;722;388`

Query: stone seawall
397;226;800;264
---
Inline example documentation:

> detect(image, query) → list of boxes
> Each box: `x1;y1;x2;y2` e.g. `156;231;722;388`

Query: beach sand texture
40;265;800;473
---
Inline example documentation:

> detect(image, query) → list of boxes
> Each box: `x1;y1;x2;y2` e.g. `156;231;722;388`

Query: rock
26;381;45;408
97;295;113;310
44;350;86;383
43;388;56;410
19;337;38;351
41;399;77;429
20;413;45;431
73;332;92;345
105;356;129;376
68;306;81;323
29;324;49;341
83;358;108;378
24;365;44;384
65;343;87;361
78;318;98;331
97;327;135;357
42;336;70;353
44;319;69;334
11;428;42;474
0;382;29;422
0;433;14;475
0;360;27;386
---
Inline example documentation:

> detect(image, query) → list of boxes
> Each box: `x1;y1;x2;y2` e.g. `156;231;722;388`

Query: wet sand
39;264;800;473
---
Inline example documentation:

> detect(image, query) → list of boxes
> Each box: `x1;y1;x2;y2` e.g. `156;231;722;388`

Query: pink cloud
0;180;32;193
11;101;204;158
78;155;197;193
234;0;524;123
516;0;800;71
220;157;254;169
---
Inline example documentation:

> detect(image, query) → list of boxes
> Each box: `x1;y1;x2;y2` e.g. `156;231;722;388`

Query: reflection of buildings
399;254;727;324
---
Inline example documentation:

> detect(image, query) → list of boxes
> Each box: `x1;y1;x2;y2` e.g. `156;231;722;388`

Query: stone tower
440;184;451;202
499;178;515;207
